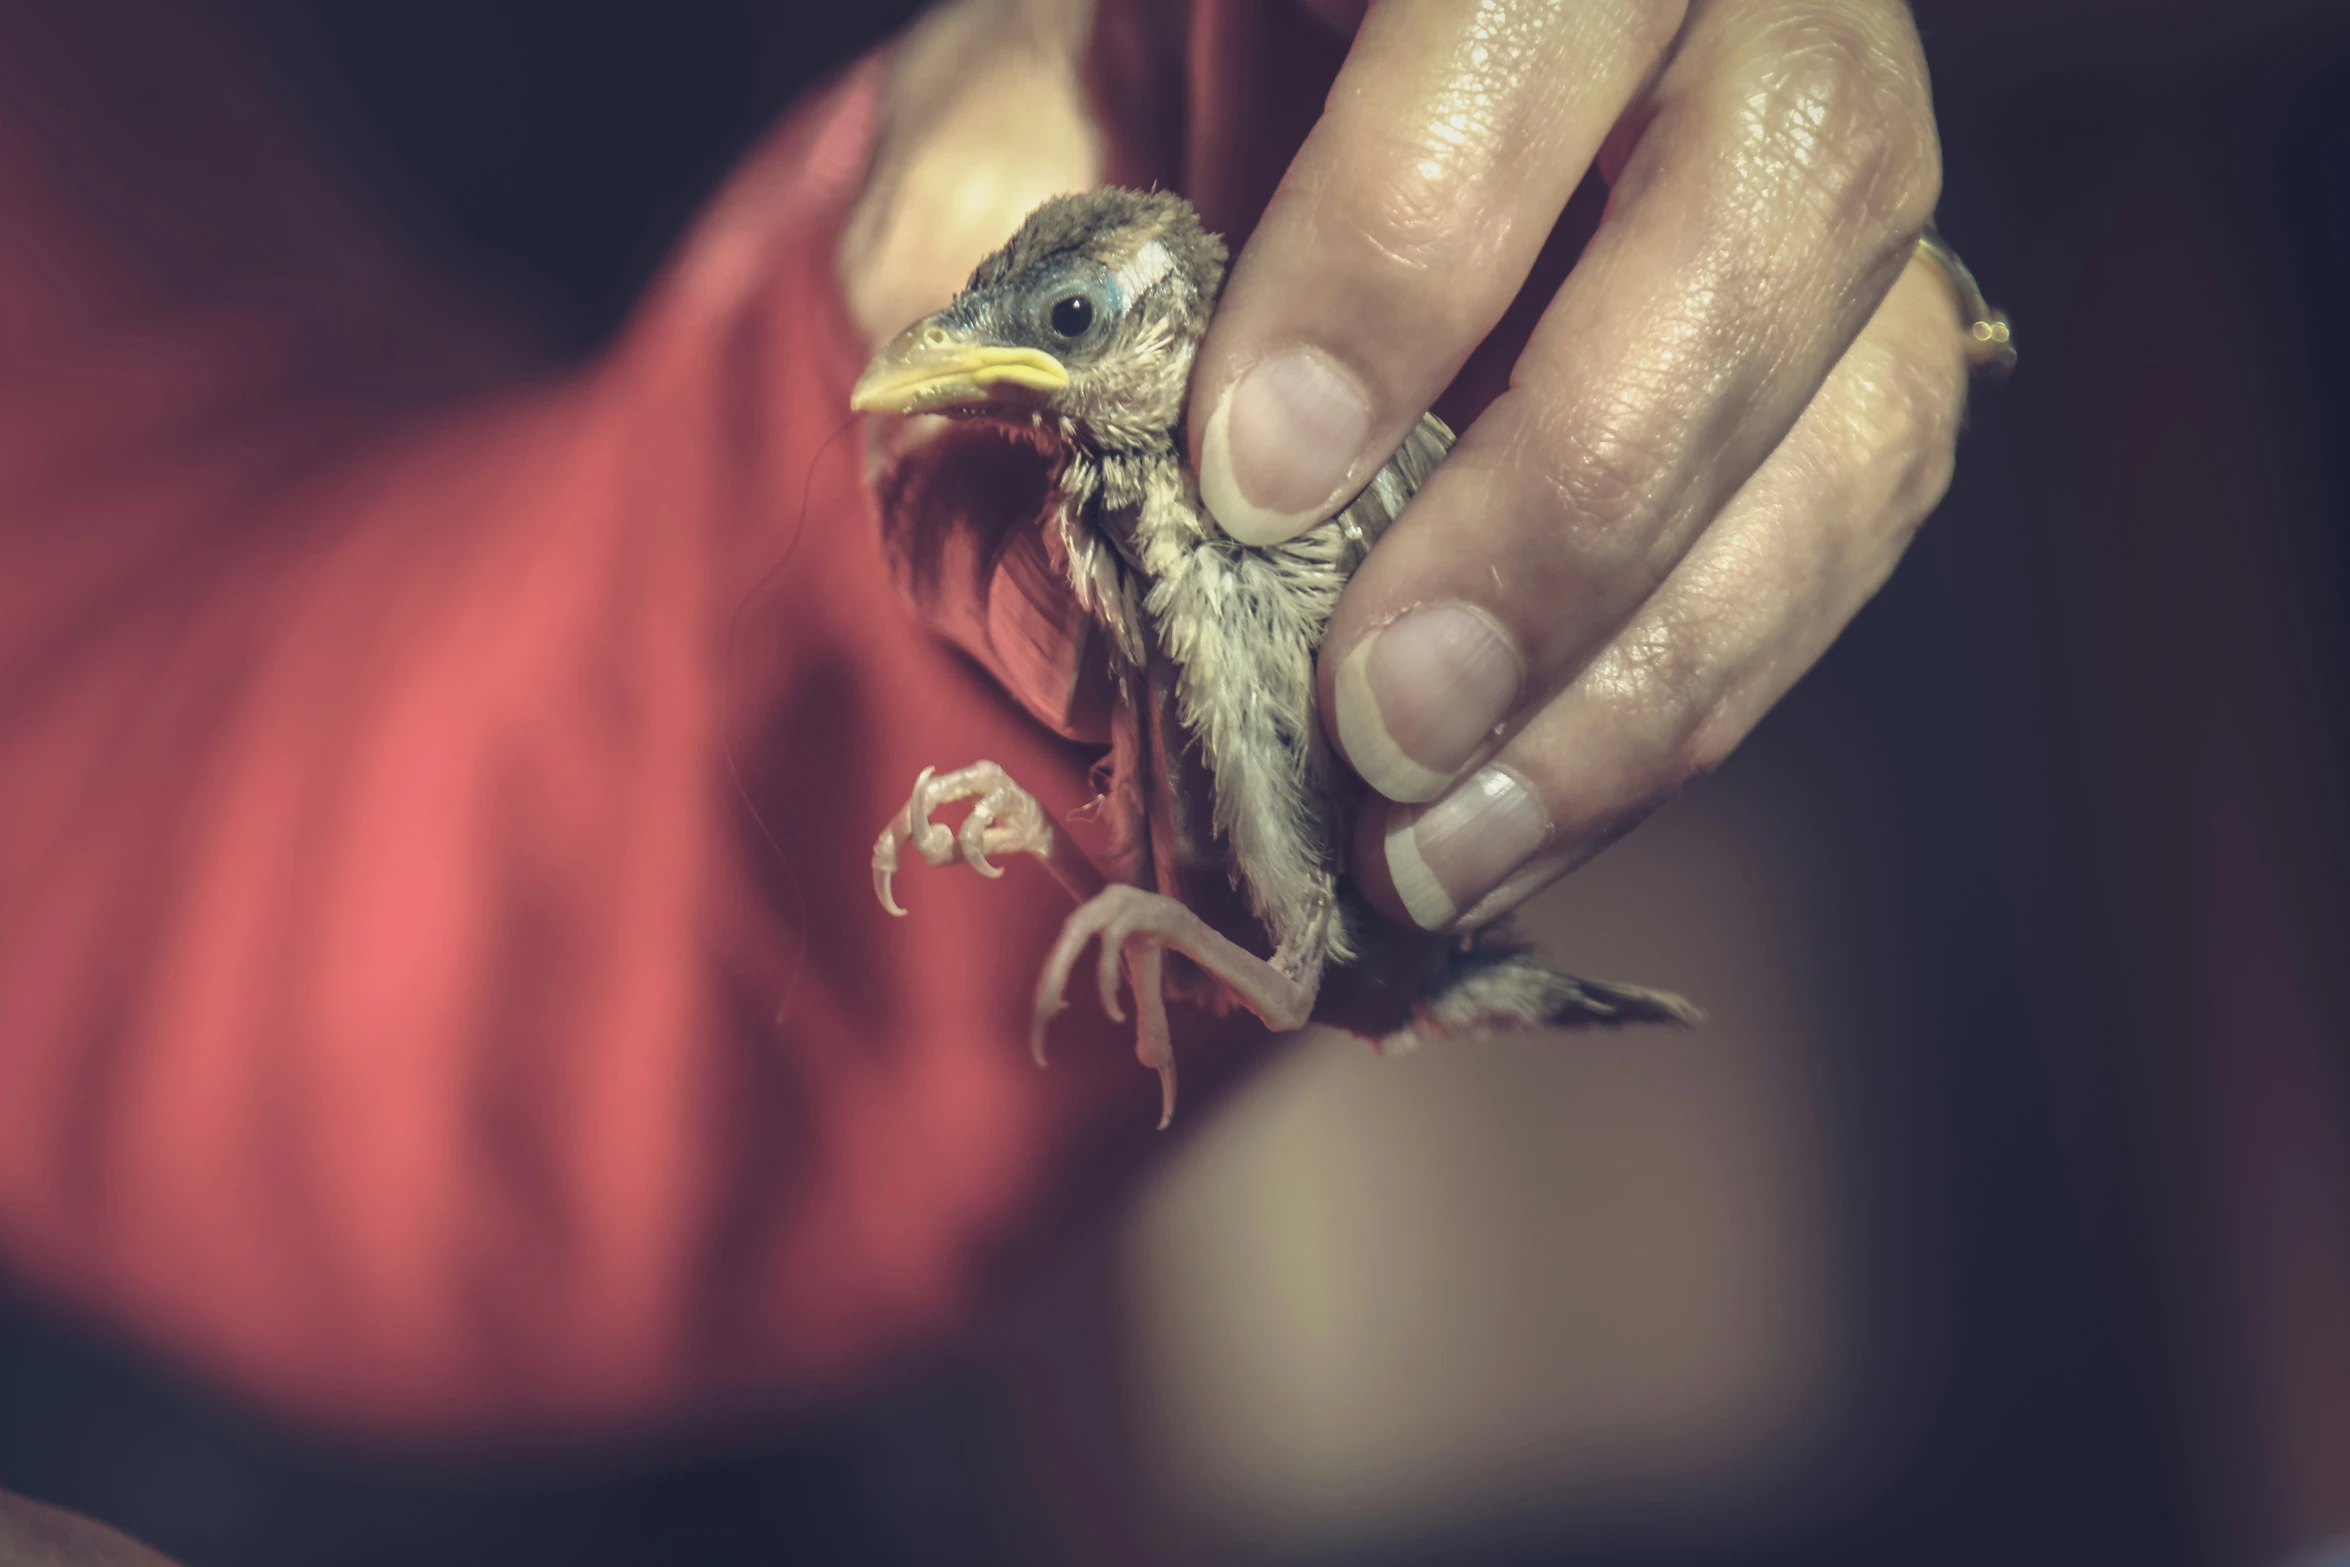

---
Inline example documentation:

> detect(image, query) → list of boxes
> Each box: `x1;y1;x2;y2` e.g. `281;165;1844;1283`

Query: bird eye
1049;294;1095;338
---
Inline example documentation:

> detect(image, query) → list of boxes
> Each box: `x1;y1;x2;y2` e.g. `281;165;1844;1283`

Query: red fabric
0;5;1209;1431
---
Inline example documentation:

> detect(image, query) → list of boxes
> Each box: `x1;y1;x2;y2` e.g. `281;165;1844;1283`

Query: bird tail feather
1378;922;1704;1057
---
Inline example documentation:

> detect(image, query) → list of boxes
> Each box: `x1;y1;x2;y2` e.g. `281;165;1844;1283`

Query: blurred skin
845;0;1968;932
0;1489;179;1567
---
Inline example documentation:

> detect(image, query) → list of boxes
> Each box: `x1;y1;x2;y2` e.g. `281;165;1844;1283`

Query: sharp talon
872;832;907;916
1025;885;1318;1129
1097;937;1126;1024
959;809;1000;878
877;761;1065;909
1129;941;1175;1128
1030;1002;1061;1068
1032;919;1089;1066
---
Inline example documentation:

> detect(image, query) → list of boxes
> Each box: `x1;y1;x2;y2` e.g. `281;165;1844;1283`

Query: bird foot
1031;884;1316;1129
873;761;1054;916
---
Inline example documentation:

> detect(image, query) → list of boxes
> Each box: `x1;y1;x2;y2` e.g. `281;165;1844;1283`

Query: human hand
843;0;1974;931
1182;0;1970;930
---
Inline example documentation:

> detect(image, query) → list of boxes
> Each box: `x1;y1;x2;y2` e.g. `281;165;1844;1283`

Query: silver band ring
1917;224;2015;380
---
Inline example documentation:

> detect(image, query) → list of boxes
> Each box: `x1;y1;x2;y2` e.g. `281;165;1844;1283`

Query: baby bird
853;188;1695;1126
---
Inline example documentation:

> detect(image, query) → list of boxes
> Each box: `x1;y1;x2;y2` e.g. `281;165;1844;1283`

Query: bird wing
1136;411;1459;982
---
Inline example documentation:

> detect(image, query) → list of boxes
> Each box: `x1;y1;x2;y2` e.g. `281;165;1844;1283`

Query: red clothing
0;6;1213;1430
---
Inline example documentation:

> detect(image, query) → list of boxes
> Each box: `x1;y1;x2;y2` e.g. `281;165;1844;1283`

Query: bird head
851;188;1227;456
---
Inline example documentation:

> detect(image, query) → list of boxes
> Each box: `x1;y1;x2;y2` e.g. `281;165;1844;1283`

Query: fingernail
1199;347;1373;545
1384;769;1553;931
1334;603;1523;803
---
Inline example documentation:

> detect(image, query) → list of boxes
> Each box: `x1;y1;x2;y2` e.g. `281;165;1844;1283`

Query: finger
1355;244;1969;930
1187;0;1686;546
1325;0;1943;805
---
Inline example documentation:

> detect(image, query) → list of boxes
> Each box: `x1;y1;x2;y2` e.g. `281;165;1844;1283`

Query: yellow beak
850;322;1070;415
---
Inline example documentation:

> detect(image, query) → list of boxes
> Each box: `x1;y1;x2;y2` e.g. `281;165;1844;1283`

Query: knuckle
1329;129;1500;284
1579;613;1730;794
1320;79;1473;248
1883;425;1959;554
1884;378;1964;541
1544;433;1656;539
1296;167;1503;350
1854;310;1969;539
1726;5;1942;256
1522;377;1694;549
1633;625;1737;786
1315;104;1526;314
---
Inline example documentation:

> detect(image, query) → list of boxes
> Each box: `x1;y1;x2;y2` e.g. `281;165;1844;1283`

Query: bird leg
1031;884;1317;1129
872;761;1101;914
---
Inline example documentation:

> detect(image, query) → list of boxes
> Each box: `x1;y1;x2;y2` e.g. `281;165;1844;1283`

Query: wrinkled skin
843;0;1968;933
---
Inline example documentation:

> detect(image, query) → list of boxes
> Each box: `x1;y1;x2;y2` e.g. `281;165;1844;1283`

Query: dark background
3;2;2347;1564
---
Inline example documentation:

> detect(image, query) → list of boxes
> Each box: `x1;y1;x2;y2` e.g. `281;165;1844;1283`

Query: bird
851;187;1697;1128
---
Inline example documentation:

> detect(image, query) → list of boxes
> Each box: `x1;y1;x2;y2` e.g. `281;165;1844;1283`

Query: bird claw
872;761;1053;915
1031;885;1319;1130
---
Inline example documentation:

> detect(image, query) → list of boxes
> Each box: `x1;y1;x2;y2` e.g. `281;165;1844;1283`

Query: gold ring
1916;224;2015;380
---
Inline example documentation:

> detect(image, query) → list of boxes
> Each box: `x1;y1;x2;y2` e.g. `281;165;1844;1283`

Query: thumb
840;0;1104;348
